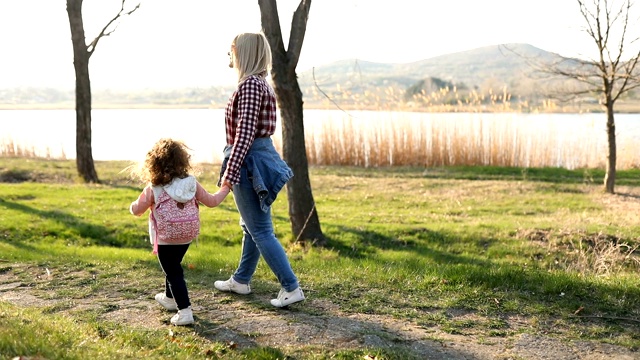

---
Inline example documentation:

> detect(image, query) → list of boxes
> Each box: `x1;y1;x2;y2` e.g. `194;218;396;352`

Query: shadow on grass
616;191;640;200
0;235;38;254
330;225;495;261
105;183;145;192
437;166;640;187
194;302;480;360
321;165;640;187
0;199;145;249
324;225;640;322
194;317;260;350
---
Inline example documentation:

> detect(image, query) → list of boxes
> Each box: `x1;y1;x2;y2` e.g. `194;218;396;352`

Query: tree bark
259;0;326;246
604;101;616;194
66;0;99;183
276;65;325;245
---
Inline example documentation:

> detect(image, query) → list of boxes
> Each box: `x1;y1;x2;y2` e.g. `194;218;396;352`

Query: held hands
207;181;232;207
222;181;233;192
213;183;232;204
219;186;231;196
195;181;232;208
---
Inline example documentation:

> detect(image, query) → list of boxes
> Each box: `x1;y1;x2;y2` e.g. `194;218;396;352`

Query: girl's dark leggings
157;243;191;310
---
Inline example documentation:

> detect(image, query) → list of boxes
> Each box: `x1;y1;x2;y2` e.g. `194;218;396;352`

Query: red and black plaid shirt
222;75;277;185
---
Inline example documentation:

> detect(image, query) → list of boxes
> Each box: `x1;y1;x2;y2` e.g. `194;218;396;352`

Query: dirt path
1;268;638;360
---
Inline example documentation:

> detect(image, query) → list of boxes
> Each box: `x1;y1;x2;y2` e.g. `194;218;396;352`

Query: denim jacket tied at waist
219;137;293;213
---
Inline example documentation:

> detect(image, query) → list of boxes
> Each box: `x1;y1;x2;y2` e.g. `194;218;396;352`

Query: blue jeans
230;169;299;292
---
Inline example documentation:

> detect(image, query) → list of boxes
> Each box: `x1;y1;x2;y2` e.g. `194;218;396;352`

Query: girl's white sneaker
155;293;177;311
170;307;194;326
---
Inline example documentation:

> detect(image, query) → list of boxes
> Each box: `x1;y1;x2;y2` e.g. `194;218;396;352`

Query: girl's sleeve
130;186;154;216
195;182;230;208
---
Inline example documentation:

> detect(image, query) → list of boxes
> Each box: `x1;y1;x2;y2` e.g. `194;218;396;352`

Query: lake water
2;109;640;168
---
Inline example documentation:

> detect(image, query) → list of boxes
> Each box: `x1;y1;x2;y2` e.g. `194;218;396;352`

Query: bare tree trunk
66;0;99;183
604;102;616;194
275;64;325;245
259;0;326;246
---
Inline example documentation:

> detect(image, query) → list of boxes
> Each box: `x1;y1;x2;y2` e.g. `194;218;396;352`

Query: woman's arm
222;78;262;186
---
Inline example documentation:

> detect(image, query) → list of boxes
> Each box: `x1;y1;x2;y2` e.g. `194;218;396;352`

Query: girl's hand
222;181;233;192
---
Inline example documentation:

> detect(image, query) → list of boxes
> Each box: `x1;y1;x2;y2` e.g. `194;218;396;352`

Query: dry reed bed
3;115;639;169
303;115;640;169
0;139;67;160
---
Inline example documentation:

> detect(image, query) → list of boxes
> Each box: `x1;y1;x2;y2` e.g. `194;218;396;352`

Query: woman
214;32;305;308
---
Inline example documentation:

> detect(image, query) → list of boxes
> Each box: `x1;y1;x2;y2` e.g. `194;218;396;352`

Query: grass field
0;158;639;359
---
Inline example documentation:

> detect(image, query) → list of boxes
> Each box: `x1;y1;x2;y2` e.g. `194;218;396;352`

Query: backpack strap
152;186;164;203
150;186;166;255
150;210;159;255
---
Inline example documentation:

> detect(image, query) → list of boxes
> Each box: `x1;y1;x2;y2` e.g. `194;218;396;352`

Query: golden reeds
0;139;66;160
303;114;640;169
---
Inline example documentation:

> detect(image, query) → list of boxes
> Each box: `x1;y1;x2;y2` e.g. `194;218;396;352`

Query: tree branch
542;0;640;106
88;0;140;57
312;67;351;115
613;51;640;101
258;0;287;66
612;0;630;67
287;0;311;70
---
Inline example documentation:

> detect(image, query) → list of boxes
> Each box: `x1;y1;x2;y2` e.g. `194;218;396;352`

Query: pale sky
0;0;609;90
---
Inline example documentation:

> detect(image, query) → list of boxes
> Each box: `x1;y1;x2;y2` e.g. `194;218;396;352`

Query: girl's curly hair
143;138;192;186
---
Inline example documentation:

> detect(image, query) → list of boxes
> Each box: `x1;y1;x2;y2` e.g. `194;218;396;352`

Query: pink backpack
150;189;200;253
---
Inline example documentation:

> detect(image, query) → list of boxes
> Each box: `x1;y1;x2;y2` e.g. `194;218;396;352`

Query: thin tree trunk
604;102;616;194
274;68;326;245
259;0;325;245
67;0;99;183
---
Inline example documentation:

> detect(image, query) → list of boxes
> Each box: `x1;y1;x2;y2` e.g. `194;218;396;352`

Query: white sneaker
270;287;305;307
155;293;177;311
214;277;251;295
170;307;194;326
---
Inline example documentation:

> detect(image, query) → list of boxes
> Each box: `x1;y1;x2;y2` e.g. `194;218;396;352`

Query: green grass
0;301;233;359
1;158;640;359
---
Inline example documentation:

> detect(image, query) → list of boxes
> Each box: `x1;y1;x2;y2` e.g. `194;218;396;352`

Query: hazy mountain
4;43;632;110
397;43;560;87
297;43;564;98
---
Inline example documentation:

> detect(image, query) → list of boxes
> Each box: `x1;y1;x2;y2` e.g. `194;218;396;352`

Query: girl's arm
129;186;154;216
196;182;231;208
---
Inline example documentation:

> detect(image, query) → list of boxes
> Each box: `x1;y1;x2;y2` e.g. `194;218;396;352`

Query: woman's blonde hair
231;32;272;82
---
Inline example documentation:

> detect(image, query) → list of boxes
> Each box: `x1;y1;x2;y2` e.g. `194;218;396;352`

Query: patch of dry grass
518;228;640;276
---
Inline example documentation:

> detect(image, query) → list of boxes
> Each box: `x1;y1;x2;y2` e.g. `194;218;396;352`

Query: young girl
130;138;231;325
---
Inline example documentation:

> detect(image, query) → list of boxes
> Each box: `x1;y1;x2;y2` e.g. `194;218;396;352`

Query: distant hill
2;43;637;111
393;43;559;86
296;43;585;110
299;44;558;101
299;43;556;87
